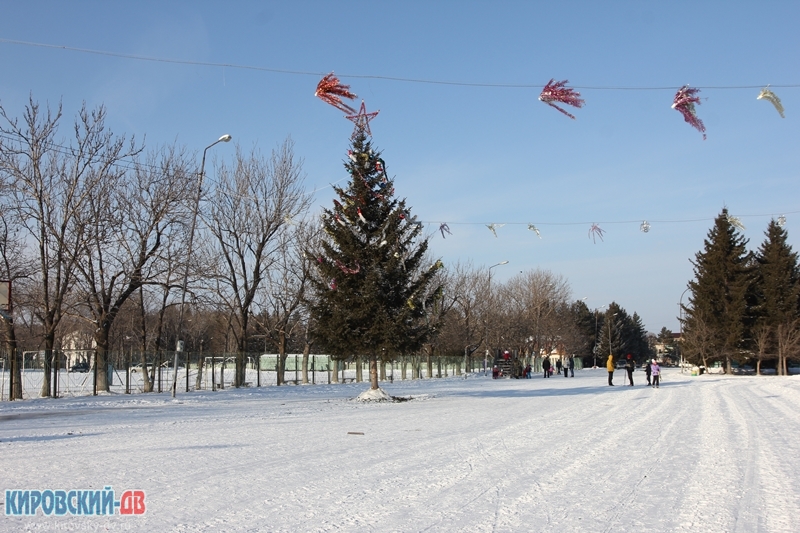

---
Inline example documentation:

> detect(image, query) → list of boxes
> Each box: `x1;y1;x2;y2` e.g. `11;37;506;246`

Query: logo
4;486;146;516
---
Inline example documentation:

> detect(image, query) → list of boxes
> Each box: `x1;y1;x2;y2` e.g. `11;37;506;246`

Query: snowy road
2;368;799;532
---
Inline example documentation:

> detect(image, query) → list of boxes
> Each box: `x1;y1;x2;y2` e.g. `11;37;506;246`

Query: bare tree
257;220;317;385
776;319;800;376
207;139;311;387
0;99;141;396
752;322;772;375
74;145;190;391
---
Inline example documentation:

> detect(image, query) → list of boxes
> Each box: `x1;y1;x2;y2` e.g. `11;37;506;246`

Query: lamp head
219;134;232;142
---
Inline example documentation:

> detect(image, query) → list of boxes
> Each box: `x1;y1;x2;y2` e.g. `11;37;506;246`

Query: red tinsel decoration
589;223;605;244
335;260;361;275
539;79;585;119
315;72;357;114
671;85;706;140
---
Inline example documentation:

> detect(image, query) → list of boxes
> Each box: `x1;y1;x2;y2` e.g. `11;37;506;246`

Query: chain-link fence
0;350;475;400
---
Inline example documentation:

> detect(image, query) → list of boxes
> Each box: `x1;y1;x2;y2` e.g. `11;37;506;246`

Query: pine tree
682;208;752;372
309;127;442;392
754;220;800;374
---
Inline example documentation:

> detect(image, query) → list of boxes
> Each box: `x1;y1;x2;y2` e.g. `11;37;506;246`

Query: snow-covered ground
2;367;799;532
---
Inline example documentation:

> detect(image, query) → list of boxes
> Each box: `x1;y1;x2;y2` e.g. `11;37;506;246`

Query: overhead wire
1;37;798;91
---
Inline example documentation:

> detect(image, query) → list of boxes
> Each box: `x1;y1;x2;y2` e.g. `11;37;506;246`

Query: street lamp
484;260;509;374
173;134;232;397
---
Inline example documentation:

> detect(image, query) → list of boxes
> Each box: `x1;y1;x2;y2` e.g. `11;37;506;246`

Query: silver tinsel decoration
640;220;651;233
777;215;787;227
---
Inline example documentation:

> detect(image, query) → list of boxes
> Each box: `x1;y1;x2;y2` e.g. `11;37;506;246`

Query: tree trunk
369;354;379;390
39;334;56;397
4;318;22;400
356;356;363;382
195;356;204;391
379;360;386;381
331;359;339;383
401;357;407;380
426;353;433;379
301;344;310;385
93;327;111;392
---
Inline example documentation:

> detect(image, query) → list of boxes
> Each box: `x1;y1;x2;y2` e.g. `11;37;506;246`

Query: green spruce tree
682;208;753;373
309;126;442;392
754;219;800;374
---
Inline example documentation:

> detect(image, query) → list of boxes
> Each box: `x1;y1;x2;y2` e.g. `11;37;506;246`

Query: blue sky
1;1;798;332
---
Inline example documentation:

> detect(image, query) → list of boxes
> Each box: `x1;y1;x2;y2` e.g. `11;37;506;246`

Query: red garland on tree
315;72;358;114
539;79;585;119
671;85;706;140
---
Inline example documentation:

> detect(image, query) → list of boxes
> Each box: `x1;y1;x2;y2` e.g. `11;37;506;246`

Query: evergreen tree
309;126;442;391
754;219;800;374
682;208;752;373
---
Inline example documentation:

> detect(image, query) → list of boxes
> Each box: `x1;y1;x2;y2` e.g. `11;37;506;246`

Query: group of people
606;353;661;387
541;356;575;378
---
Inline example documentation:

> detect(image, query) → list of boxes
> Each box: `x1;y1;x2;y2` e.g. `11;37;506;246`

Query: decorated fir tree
309;114;442;395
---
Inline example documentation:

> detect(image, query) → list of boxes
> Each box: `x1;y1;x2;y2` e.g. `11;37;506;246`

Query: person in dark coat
568;355;575;377
625;353;635;386
645;359;652;385
542;357;551;378
555;358;562;375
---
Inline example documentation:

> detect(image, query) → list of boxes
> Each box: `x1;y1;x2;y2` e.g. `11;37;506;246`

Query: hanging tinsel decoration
346;101;380;137
527;224;542;238
439;223;451;239
672;85;706;140
589;223;605;243
315;72;357;114
726;213;746;231
487;223;505;238
757;86;785;118
538;79;585;119
336;260;361;275
777;215;787;227
640;220;651;233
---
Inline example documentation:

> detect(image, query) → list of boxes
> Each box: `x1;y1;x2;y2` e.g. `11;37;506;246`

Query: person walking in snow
606;353;615;386
650;359;661;388
625;353;635;386
645;359;652;385
556;358;563;376
542;357;551;378
568;355;575;377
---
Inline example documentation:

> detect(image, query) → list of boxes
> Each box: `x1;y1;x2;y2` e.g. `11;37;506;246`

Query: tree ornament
336;260;361;275
527;224;542;238
777;215;787;227
357;208;367;223
487;223;504;238
726;213;745;231
589;223;605;243
315;72;357;114
640;220;651;233
672;85;706;140
757;86;785;118
375;158;388;179
346;100;379;137
439;223;452;239
538;79;585;119
329;279;337;290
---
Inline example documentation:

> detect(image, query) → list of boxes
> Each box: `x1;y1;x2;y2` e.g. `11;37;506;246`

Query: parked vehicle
69;362;91;373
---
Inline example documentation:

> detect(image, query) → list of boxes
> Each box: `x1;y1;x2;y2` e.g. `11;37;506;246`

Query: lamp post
679;287;691;371
173;134;232;398
484;260;508;373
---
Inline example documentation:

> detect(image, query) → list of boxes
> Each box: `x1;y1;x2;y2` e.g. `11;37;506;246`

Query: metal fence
0;350;477;400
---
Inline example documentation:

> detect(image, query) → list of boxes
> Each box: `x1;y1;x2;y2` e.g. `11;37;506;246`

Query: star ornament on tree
539;79;585;119
346;101;380;137
315;72;357;114
672;85;706;140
